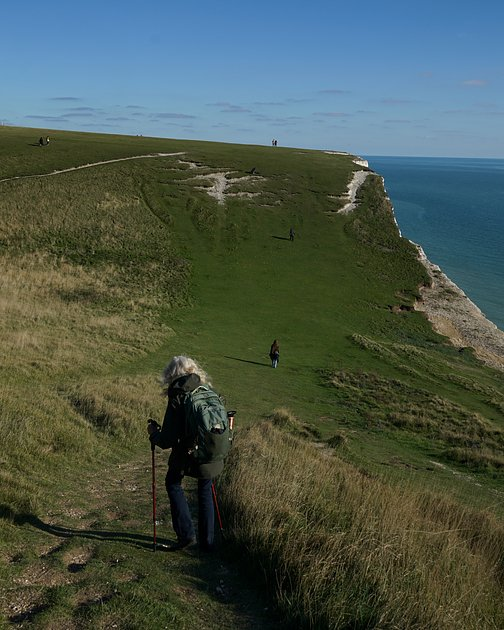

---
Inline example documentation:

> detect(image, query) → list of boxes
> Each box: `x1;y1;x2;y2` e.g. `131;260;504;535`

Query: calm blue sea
365;156;504;332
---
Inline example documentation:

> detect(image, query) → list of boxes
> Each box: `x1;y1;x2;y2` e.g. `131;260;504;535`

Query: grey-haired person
147;356;222;551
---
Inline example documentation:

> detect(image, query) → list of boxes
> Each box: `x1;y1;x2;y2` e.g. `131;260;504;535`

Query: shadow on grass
3;507;285;627
224;355;270;367
5;507;165;551
271;235;290;241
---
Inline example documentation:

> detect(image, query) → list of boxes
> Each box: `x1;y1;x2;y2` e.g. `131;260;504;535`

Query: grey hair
160;355;211;394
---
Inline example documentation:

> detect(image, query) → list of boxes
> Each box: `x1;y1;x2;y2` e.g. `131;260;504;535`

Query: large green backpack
183;385;233;464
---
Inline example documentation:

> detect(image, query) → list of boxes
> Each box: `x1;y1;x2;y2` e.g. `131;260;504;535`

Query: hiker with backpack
147;356;232;552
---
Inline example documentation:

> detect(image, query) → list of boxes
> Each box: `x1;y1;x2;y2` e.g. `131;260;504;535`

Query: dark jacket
150;373;224;479
269;342;279;359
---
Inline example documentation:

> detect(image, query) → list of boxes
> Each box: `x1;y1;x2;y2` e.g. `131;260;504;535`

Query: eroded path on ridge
1;449;279;629
0;152;186;185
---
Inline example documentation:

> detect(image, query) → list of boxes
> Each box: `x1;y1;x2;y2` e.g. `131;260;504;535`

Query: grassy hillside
1;125;503;628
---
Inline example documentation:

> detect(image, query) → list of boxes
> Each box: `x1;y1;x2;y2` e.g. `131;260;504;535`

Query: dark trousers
165;468;214;548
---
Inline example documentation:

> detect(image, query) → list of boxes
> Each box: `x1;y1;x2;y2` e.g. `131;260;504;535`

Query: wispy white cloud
25;114;70;122
253;114;303;124
379;98;417;105
82;122;118;128
313;111;350;117
62;107;104;118
64;112;96;118
220;105;251;113
150;112;196;119
286;98;313;104
461;79;487;87
48;96;81;101
319;89;350;94
442;108;483;115
65;107;99;113
207;102;251;113
252;101;284;106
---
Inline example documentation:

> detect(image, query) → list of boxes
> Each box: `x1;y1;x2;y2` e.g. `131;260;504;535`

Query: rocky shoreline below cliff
414;246;504;371
329;154;503;373
364;161;504;373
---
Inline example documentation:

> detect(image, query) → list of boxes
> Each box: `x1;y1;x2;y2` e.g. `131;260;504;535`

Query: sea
365;156;504;333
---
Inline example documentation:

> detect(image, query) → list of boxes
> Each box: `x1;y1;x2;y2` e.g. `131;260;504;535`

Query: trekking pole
211;410;235;540
151;440;157;552
148;419;161;553
211;482;224;535
211;409;235;538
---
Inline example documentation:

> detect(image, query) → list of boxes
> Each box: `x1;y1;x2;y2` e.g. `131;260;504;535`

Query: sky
1;1;503;157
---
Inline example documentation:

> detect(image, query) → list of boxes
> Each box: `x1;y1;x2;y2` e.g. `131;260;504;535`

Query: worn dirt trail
2;449;278;629
0;152;185;185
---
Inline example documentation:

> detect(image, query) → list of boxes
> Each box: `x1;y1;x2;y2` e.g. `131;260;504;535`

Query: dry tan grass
0;253;169;380
0;249;168;517
0;166;181;523
64;375;164;440
221;420;504;629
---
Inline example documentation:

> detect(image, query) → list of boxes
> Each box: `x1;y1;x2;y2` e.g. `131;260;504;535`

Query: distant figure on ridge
289;227;295;241
269;339;280;368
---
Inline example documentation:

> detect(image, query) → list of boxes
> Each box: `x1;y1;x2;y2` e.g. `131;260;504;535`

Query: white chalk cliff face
415;250;504;371
382;186;504;371
353;159;369;168
329;157;504;371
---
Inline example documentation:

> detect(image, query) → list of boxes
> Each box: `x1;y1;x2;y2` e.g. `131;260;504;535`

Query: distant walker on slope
269;339;280;368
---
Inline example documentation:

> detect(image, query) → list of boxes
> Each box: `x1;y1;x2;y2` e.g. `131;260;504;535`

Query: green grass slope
0;126;503;628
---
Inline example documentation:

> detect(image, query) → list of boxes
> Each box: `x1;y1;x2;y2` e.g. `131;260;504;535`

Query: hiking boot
168;537;196;551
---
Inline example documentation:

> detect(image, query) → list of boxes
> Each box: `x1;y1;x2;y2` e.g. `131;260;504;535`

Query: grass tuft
266;408;321;440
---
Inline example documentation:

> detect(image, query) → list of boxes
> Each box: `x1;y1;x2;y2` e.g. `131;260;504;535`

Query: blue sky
2;1;503;157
